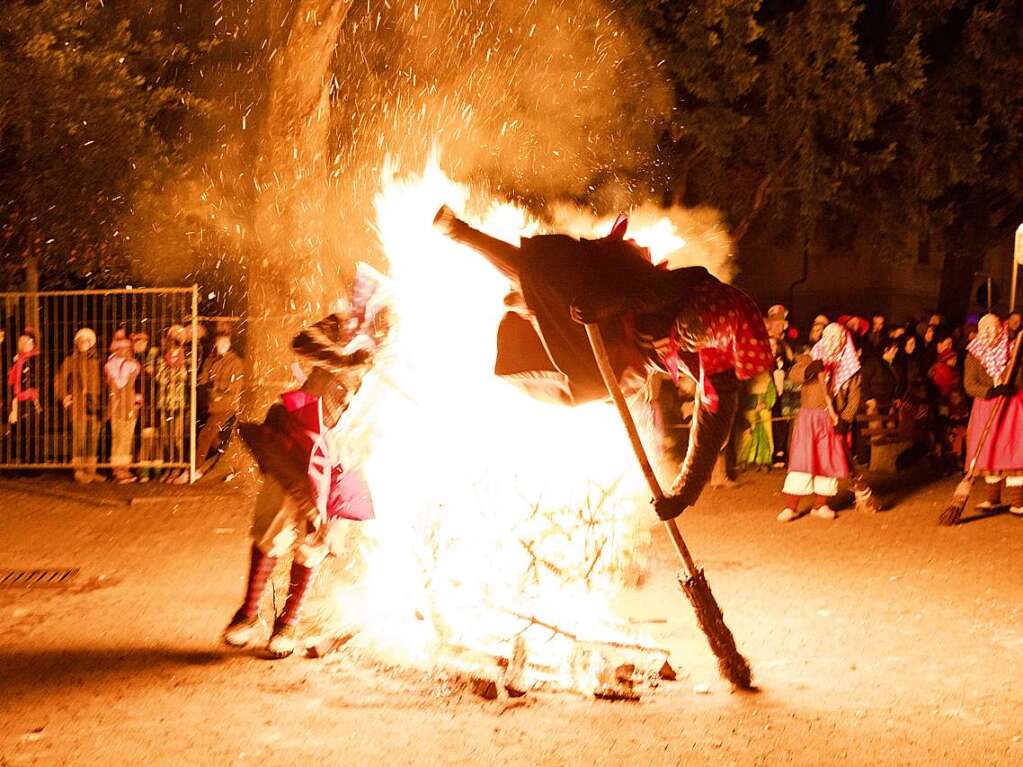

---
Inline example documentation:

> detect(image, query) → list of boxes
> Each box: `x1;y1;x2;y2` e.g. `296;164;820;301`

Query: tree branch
671;144;708;206
732;144;800;244
991;199;1023;232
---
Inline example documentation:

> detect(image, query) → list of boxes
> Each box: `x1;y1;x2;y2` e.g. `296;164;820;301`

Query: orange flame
330;155;718;692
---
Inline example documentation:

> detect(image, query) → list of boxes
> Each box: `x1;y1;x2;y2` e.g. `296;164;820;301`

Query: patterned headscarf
812;322;861;394
967;313;1011;382
105;353;140;390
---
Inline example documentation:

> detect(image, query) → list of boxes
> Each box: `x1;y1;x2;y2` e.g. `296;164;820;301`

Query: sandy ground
1;469;1022;766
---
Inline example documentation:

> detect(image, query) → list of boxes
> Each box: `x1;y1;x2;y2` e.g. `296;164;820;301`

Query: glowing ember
327;155;721;695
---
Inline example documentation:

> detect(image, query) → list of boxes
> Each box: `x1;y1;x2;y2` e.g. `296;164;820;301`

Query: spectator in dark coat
185;329;244;482
866;313;888;351
55;328;102;483
855;339;898;464
894;335;926;399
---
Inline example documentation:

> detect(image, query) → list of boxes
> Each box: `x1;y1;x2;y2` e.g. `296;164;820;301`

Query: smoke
136;0;675;262
286;0;683;286
329;0;673;200
124;0;738;393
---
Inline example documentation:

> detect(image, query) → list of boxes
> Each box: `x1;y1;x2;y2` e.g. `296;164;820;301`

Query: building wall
734;228;1021;329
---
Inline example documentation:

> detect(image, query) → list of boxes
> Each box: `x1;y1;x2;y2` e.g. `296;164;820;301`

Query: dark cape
481;226;736;515
493;233;710;405
494;234;653;405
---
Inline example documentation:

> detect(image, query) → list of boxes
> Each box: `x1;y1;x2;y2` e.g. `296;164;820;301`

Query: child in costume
736;371;776;471
106;333;142;483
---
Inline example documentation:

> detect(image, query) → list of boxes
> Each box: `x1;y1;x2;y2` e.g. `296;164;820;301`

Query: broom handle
962;332;1023;480
584;324;699;578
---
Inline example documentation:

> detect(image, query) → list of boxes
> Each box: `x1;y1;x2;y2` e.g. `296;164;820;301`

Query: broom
939;332;1023;526
819;371;882;513
583;323;754;690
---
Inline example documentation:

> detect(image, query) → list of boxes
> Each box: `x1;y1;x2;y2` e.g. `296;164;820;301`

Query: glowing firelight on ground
328;156;714;693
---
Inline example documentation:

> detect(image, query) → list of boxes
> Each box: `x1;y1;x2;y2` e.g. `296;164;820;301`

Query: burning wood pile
449;614;677;702
306;618;676;702
301;477;675;701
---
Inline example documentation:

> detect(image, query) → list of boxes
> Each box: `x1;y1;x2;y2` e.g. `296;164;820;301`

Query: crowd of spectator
1;321;243;483
730;305;1023;479
4;295;1021;502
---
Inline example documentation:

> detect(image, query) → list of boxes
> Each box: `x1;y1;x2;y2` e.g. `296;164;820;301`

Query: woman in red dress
778;323;862;522
223;266;387;658
963;314;1023;514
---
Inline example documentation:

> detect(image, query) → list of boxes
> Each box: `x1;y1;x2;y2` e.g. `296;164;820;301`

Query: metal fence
0;288;199;479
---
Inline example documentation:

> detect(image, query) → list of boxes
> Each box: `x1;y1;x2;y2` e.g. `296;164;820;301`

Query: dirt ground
1;469;1022;766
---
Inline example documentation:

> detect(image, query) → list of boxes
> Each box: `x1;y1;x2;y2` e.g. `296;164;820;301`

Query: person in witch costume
222;265;388;658
778;323;862;522
433;205;772;521
963;314;1023;515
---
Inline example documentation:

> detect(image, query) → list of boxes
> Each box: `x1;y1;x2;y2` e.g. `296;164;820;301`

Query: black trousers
671;369;741;506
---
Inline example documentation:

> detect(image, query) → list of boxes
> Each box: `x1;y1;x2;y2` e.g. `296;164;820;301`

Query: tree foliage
634;0;1023;318
639;0;923;234
2;0;1021;321
0;0;205;289
886;0;1023;316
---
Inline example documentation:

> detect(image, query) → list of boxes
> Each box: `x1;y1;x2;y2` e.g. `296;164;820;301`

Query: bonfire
298;156;731;700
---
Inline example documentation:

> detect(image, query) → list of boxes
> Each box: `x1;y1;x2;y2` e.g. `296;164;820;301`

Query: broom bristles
680;569;754;691
938;481;972;526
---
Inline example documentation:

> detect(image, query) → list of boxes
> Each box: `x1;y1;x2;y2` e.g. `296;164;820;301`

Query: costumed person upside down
433;205;772;522
222;265;389;659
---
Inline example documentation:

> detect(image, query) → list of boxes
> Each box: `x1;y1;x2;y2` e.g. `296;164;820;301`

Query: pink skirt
966;392;1023;472
787;407;850;479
